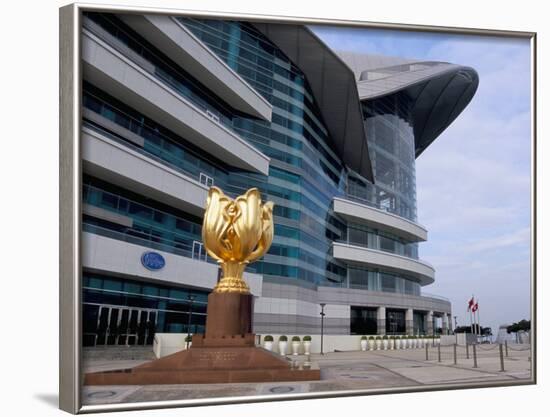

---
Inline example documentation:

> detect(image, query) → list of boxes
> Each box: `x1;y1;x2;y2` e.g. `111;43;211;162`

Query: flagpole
469;295;474;334
477;301;481;339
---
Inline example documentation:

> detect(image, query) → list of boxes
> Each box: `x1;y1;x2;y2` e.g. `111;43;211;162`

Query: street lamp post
454;316;458;344
186;293;196;349
320;303;326;355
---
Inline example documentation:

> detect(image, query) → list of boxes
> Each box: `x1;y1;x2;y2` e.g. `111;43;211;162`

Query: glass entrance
83;303;158;347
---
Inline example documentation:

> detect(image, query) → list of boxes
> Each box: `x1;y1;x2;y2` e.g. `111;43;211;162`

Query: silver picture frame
59;2;537;413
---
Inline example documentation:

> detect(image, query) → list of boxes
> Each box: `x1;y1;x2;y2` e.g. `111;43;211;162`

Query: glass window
350;307;378;335
380;273;396;292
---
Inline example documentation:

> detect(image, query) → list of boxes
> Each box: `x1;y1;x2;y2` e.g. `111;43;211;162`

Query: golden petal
232;188;263;260
202;186;232;261
247;200;275;262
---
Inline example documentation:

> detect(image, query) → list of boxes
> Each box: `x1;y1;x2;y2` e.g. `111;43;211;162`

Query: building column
442;314;449;335
426;310;434;335
447;314;453;334
377;306;386;335
406;308;414;335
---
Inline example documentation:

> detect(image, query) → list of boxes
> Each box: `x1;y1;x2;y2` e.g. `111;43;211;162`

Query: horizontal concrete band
82;232;263;296
332;242;435;286
82;126;208;217
119;14;272;122
262;281;451;314
253;314;349;335
81;28;270;175
333;197;428;242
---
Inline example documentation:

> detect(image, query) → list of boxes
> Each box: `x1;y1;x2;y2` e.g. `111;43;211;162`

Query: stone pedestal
205;292;253;337
84;292;320;385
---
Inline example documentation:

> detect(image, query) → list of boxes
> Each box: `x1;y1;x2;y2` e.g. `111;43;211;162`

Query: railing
335;238;419;260
83;223;214;265
83;16;237;135
344;188;417;223
83;119;225;191
421;292;451;303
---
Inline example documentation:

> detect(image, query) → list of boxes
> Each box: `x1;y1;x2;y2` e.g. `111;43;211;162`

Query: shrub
279;335;288;342
376;336;382;340
264;335;274;342
382;335;388;340
361;335;368;340
185;335;192;342
369;336;375;340
303;335;312;342
292;336;300;342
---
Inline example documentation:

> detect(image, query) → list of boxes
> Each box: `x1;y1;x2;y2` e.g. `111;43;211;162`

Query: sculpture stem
213;262;250;294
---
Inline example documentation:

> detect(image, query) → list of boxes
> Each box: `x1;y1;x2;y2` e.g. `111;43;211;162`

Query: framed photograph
59;2;536;413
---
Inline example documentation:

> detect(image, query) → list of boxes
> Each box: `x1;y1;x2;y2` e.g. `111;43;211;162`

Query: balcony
82;230;263;296
119;14;272;122
81;25;270;175
333;197;428;242
332;242;435;286
82;125;208;216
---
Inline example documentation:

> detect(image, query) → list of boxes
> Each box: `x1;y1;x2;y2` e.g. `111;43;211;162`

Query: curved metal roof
246;25;478;179
336;51;479;157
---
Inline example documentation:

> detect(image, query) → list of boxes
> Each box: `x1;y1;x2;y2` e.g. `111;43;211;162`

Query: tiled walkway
82;344;532;406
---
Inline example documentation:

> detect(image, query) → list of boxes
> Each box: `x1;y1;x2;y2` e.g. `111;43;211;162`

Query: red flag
472;302;479;313
467;296;474;311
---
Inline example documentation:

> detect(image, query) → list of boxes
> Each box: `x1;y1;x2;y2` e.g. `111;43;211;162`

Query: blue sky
311;25;532;335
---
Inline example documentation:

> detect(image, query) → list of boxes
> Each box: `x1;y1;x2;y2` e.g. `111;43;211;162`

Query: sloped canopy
253;22;375;182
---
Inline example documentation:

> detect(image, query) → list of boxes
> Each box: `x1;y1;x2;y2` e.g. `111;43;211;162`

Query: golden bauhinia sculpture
202;186;274;294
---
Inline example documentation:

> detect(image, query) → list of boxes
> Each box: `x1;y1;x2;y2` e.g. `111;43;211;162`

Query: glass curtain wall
347;92;417;222
83;13;350;287
348;266;421;296
83;273;209;346
350;307;378;335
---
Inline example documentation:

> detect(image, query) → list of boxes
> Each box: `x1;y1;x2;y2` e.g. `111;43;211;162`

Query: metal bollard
505;340;509;357
499;344;505;372
472;343;478;368
425;343;429;361
453;343;457;365
437;344;441;362
466;343;470;359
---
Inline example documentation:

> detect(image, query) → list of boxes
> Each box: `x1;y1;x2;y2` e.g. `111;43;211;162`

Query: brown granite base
84;292;321;385
84;344;320;385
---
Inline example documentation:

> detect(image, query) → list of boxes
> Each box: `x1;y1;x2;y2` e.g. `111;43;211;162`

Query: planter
395;338;401;349
278;341;287;356
382;339;388;350
303;341;311;355
263;341;273;351
389;339;394;350
375;339;382;350
291;341;300;355
412;338;417;349
360;339;368;351
368;339;375;351
418;339;424;348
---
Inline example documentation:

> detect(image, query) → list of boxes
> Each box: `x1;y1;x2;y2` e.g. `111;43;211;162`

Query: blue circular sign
141;251;165;271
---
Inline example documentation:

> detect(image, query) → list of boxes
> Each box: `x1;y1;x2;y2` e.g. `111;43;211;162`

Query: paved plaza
82;344;532;405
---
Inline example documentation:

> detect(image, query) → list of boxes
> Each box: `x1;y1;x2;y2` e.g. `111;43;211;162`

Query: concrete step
83;346;156;361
